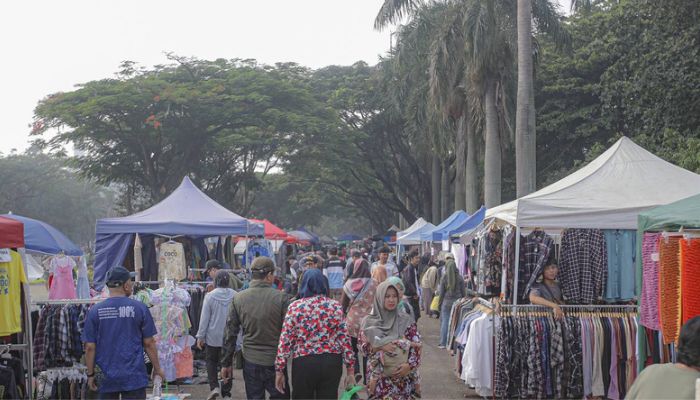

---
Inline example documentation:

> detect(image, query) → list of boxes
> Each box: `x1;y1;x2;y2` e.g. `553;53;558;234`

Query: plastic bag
431;295;440;312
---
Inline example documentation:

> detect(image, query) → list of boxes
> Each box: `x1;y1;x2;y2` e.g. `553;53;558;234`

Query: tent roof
288;230;314;243
294;227;320;244
421;210;470;241
397;220;436;245
2;214;83;256
0;216;24;248
487;137;700;229
96;176;263;236
397;218;429;238
250;219;288;239
449;206;486;237
638;192;700;232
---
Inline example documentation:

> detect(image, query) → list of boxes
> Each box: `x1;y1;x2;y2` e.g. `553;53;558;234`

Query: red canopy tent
250;219;289;240
0;216;24;248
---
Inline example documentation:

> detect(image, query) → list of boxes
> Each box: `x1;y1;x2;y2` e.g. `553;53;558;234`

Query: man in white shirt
371;247;398;278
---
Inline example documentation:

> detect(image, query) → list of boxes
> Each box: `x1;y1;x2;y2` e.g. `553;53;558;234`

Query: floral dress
360;323;422;400
275;295;355;372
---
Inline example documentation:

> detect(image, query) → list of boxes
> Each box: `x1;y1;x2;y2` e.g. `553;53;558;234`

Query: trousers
243;359;289;400
99;387;146;400
422;288;434;316
206;345;232;397
291;353;343;400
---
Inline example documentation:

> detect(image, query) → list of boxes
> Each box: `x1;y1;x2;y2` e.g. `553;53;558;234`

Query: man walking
221;257;291;399
421;261;439;318
82;266;164;399
401;250;422;321
370;247;398;281
324;247;345;300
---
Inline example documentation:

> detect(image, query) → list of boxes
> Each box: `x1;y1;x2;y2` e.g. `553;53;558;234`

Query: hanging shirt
158;242;186;281
603;230;636;301
0;250;27;336
48;255;77;300
82;296;157;394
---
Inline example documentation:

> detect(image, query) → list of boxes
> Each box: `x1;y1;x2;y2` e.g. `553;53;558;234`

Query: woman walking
360;280;422;400
275;269;355;399
341;259;377;382
196;270;236;400
438;254;466;349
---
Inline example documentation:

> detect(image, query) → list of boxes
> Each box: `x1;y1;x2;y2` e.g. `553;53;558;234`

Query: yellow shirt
0;250;27;336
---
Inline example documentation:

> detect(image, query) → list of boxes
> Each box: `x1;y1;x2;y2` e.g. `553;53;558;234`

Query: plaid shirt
550;318;565;399
565;316;584;398
33;307;48;372
521;231;554;300
559;229;607;304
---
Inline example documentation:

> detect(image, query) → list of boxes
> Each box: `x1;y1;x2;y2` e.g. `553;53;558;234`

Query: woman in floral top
275;269;355;399
360;280;422;400
341;258;377;381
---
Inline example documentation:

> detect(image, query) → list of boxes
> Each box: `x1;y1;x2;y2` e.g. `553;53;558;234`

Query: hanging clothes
657;236;681;344
33;304;90;371
48;255;77;300
603;230;636;301
76;257;90;299
558;229;607;304
0;250;27;336
640;233;661;330
477;229;503;297
458;308;495;397
158;242;186;281
520;230;554;301
679;238;700;324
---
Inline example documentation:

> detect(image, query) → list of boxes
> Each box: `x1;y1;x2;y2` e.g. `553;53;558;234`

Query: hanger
0;345;12;359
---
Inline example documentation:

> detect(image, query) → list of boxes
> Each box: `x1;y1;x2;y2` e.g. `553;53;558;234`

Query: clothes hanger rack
31;299;101;305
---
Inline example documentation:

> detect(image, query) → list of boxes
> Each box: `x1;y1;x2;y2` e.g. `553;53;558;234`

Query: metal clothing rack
32;298;102;306
136;280;209;285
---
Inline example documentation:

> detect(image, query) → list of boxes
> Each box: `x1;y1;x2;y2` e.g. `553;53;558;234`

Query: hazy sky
0;0;569;154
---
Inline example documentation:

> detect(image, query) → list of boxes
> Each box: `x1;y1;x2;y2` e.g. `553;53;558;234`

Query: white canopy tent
486;137;700;229
396;218;436;245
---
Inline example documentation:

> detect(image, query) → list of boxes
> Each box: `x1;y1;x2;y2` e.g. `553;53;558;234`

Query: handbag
430;295;440;312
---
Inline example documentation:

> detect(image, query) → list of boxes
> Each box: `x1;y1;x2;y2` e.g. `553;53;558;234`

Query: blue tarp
448;206;486;237
1;214;83;256
420;210;470;242
94;176;263;285
337;234;362;241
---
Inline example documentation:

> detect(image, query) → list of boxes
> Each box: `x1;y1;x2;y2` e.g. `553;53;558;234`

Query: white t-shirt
158;242;186;281
371;261;398;278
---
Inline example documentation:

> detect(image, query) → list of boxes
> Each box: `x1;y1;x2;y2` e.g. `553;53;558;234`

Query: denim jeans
242;359;289;400
99;387;146;400
439;302;452;346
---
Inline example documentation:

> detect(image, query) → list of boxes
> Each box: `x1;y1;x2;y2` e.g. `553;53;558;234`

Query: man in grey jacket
197;271;236;400
221;257;291;399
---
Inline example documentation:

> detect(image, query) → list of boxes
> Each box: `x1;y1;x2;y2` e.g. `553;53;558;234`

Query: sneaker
207;387;220;400
438;345;446;349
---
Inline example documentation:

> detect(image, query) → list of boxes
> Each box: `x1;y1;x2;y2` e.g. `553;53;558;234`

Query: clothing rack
31;299;102;305
500;304;638;309
136;280;209;285
0;343;28;351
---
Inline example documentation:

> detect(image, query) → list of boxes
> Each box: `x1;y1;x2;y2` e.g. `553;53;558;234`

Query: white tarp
397;218;437;245
486;137;700;229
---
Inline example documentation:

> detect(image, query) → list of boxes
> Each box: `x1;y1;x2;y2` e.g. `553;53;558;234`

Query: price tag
0;248;11;262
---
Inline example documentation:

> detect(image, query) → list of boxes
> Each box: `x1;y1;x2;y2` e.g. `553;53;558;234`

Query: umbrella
337;234;362;241
2;214;83;256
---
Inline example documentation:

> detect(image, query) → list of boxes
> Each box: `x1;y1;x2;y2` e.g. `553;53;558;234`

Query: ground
29;283;475;399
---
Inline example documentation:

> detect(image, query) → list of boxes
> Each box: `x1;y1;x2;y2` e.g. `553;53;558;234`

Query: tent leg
512;227;521;305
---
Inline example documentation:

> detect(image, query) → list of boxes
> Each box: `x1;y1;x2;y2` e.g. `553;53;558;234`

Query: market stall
396;218;436;246
93;176;263;286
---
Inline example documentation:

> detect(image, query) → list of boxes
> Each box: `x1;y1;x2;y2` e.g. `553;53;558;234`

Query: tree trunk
441;160;449;221
516;0;536;197
454;116;466;212
465;109;479;213
484;80;502;207
432;154;441;223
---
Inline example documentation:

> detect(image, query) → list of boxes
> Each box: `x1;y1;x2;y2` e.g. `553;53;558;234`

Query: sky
0;0;569;154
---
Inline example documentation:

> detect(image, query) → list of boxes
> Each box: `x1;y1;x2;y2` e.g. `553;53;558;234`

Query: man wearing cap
205;260;243;292
370;247;398;280
82;266;165;399
221;257;291;399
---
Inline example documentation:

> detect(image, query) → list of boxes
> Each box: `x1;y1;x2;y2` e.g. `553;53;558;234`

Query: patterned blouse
275;295;355;372
360;323;422;400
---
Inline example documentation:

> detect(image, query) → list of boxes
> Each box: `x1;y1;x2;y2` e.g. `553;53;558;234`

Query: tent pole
17;248;33;399
512;226;521;305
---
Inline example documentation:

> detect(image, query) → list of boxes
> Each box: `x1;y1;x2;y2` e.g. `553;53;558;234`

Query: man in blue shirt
82;266;164;399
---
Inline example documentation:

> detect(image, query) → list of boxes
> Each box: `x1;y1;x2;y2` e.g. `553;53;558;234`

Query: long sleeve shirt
275;295;354;372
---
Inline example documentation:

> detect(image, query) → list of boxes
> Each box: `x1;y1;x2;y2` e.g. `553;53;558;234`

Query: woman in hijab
341;259;377;382
438;254;466;348
360;280;422;400
275;269;355;399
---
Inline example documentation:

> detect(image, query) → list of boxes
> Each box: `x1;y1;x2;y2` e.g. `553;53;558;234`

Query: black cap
205;259;222;273
105;266;135;287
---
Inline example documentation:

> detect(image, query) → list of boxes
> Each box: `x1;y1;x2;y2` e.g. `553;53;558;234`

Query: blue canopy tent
448;206;487;239
94;176;263;286
337;234;362;242
294;227;320;245
1;214;83;256
420;210;470;242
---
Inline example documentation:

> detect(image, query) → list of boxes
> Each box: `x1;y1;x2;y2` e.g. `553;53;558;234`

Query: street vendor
528;262;565;319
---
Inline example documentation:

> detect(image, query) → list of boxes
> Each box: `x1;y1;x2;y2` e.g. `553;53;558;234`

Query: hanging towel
657;236;681;344
640;233;661;330
679;238;700;324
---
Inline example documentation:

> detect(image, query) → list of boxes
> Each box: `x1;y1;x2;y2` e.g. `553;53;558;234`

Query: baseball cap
251;256;275;273
105;266;135;287
205;259;222;273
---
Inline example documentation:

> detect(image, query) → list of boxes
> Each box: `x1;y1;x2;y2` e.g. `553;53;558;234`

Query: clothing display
146;285;192;382
158;241;186;281
657;236;681;344
184;284;206;339
603;230;636;301
476;228;503;296
451;304;495;397
679;238;700;324
640;233;662;330
48;255;77;300
33;304;90;372
76;257;90;299
35;366;87;400
520;230;554;301
0;354;23;400
0;250;27;336
558;229;607;304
